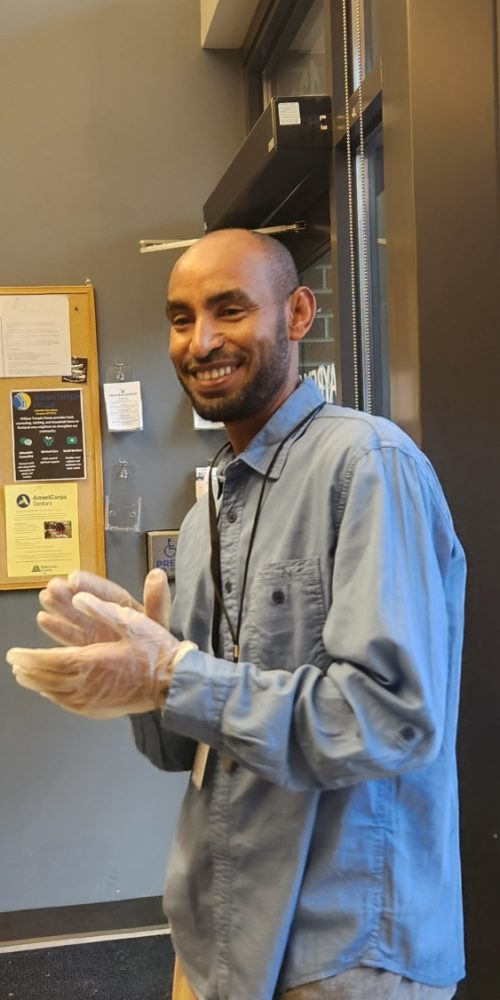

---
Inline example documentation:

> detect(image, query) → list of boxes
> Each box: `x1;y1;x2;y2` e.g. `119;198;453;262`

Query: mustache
181;348;245;374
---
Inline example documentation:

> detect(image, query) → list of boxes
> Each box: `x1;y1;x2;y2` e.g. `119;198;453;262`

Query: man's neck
224;381;300;455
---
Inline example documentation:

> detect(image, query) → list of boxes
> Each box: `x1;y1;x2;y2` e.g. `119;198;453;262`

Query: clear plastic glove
6;580;196;719
37;568;171;646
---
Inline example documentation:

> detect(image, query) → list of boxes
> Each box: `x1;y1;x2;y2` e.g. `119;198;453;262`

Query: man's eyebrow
166;298;190;319
166;289;256;320
204;289;255;308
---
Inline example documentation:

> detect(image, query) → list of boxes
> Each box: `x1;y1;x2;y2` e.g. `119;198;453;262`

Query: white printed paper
195;466;219;500
278;101;301;126
0;294;71;377
193;408;224;431
103;381;143;432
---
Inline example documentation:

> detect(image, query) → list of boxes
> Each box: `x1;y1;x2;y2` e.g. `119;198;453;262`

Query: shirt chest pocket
244;557;328;672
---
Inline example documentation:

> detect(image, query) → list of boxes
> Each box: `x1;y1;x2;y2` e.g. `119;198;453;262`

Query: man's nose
190;315;223;358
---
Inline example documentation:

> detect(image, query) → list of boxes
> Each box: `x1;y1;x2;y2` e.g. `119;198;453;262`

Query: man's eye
172;315;191;328
219;306;245;318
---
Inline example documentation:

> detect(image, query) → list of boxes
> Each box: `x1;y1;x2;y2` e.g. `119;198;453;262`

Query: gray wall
0;0;244;913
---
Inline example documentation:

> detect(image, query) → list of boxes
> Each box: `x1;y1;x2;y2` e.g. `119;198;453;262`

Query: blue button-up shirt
132;380;466;1000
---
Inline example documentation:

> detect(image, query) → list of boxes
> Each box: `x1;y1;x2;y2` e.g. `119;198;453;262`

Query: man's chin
179;376;260;423
186;389;227;422
193;402;227;422
191;391;250;424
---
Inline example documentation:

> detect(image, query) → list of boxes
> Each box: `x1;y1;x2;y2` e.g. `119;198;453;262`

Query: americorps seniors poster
4;482;80;578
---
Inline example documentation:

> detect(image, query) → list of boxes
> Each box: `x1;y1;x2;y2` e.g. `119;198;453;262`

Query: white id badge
191;742;210;790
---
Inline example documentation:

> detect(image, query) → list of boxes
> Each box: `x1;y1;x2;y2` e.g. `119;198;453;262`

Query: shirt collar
221;379;325;481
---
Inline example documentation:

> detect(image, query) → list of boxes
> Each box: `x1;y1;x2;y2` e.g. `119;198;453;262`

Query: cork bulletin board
0;285;105;589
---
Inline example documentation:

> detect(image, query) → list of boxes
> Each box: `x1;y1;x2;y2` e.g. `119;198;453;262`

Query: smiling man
166;229;315;448
8;230;465;1000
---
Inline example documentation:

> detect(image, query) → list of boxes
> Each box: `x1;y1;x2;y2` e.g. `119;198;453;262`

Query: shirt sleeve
160;445;466;791
130;711;197;772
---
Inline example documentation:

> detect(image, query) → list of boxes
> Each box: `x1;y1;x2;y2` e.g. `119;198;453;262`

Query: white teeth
195;366;235;381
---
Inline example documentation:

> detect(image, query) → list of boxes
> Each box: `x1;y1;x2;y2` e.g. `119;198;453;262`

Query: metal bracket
139;221;307;254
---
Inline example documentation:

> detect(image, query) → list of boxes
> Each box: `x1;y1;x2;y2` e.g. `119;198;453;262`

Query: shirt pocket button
271;589;285;605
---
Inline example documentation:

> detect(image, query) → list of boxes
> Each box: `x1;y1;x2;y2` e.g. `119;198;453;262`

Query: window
332;0;386;413
356;125;389;414
263;0;327;103
350;0;381;88
299;252;337;403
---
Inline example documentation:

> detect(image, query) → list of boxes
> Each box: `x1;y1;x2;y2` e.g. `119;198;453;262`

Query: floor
0;932;175;1000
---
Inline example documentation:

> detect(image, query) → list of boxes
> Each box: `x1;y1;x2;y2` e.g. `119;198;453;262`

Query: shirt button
227;510;237;523
400;726;416;741
224;581;232;594
272;590;285;605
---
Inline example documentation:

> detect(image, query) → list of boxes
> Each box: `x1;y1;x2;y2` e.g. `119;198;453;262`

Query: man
7;230;466;1000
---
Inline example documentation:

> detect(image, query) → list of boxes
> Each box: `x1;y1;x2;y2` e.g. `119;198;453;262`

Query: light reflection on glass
351;0;381;88
356;126;389;415
263;0;327;103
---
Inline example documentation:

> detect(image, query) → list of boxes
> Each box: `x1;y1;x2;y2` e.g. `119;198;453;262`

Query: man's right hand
37;568;172;646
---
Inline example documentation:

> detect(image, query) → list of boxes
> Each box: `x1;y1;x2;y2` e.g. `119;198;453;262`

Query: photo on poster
44;520;72;539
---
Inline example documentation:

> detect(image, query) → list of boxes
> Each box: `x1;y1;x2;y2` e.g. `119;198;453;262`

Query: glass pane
355;126;389;415
299;252;337;403
350;0;381;88
264;0;327;101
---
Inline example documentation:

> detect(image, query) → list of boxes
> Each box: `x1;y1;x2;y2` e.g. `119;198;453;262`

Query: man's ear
287;287;317;342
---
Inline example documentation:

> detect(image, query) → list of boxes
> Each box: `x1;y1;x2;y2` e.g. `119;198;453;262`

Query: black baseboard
0;895;167;944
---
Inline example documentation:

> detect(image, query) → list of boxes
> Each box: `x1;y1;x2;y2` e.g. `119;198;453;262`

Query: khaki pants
172;958;199;1000
172;959;456;1000
280;969;456;998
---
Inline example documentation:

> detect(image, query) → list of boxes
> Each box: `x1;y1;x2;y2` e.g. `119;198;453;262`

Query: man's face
167;235;294;424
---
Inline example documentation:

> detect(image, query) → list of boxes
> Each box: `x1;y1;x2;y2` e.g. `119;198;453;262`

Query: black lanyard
208;402;325;662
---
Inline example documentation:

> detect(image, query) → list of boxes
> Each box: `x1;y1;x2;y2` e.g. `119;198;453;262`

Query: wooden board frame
0;285;105;589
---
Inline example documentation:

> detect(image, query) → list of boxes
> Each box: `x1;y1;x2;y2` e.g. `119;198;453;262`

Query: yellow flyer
5;482;80;578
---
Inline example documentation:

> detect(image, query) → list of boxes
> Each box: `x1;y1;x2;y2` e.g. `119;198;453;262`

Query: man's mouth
192;364;238;382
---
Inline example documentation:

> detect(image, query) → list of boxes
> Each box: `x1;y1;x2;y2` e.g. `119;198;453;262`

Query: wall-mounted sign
0;293;71;377
4;482;80;578
192;408;224;431
103;381;143;431
11;388;86;482
146;530;179;580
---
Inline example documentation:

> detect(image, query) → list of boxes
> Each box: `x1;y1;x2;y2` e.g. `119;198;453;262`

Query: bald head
170;228;299;304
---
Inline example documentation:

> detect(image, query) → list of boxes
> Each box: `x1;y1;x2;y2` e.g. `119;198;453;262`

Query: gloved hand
6;572;196;719
37;568;171;645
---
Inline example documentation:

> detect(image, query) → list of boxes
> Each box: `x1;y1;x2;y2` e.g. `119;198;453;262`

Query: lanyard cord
208;402;325;662
208;440;233;656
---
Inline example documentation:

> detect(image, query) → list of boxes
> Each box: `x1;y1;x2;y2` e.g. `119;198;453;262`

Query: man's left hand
6;592;196;719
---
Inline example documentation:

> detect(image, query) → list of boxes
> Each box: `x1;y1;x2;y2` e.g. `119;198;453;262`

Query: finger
40;578;78;615
13;667;47;693
143;569;171;627
40;580;103;635
36;610;87;647
72;594;169;651
68;571;143;610
12;664;77;695
71;592;140;637
7;643;95;673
